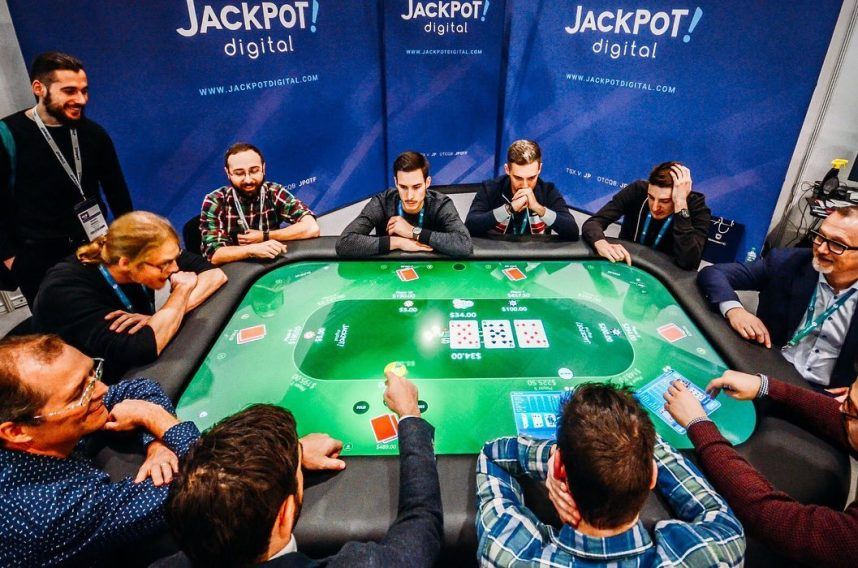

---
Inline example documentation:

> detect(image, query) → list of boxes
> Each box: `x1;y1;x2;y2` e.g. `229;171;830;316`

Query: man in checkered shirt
199;143;319;265
476;383;745;567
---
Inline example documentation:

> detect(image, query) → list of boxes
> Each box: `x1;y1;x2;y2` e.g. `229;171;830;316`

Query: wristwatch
263;230;270;241
678;208;690;219
412;226;422;240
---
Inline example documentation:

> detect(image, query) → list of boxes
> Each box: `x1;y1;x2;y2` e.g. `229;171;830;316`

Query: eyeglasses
142;251;181;273
32;358;104;421
810;230;858;256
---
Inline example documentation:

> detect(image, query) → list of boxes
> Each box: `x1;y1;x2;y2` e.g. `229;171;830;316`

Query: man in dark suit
164;372;442;567
697;205;858;388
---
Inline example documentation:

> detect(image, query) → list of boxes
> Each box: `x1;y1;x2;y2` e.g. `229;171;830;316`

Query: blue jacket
697;247;858;387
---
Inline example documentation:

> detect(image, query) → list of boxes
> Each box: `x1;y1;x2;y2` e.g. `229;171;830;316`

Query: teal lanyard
786;285;857;347
513;211;530;235
397;201;424;227
639;210;673;248
98;264;153;313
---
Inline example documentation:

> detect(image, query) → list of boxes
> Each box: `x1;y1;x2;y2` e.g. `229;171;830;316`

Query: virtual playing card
370;414;399;443
635;370;721;435
449;320;480;349
510;391;564;439
237;324;267;344
396;267;419;282
481;320;515;349
514;320;549;348
657;323;687;343
502;266;527;281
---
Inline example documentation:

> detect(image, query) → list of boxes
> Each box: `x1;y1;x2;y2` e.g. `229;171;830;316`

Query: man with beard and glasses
0;52;133;305
698;205;858;388
199;143;319;265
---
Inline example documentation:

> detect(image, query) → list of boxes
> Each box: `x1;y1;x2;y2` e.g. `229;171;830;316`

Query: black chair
182;215;203;256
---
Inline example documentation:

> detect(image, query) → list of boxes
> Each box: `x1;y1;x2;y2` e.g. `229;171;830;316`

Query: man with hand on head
336;151;472;257
164;371;442;567
582;162;710;269
697;205;858;388
0;334;200;567
33;211;227;378
0;52;133;304
466;139;579;240
200;143;319;265
664;370;858;566
476;382;744;567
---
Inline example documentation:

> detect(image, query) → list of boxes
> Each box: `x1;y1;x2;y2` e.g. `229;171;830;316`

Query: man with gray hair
466;140;579;240
698;205;858;388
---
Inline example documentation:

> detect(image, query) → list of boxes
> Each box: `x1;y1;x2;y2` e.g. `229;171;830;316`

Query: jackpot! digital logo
565;5;704;60
401;0;491;36
176;0;320;59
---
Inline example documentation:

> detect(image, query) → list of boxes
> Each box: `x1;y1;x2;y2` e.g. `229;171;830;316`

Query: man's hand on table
725;307;771;348
384;371;420;418
593;239;632;266
391;236;433;253
300;433;346;471
663;380;707;428
706;370;762;400
237;229;265;245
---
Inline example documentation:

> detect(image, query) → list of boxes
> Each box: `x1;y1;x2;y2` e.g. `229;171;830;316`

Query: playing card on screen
396;267;419;282
370;414;399;443
514;320;549;348
657;323;687;343
237;325;267;344
482;320;514;349
502;266;527;281
449;320;480;349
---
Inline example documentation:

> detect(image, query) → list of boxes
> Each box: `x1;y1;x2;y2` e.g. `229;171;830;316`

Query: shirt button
814;349;820;353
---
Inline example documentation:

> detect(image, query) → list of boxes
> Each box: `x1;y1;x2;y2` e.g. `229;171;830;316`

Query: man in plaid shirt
199;143;319;265
476;383;745;567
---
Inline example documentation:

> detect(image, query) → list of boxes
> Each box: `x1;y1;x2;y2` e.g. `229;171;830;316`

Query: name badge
73;198;108;241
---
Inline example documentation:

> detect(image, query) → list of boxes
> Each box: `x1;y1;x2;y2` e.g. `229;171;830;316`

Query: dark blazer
156;418;442;568
697;248;858;387
466;175;579;240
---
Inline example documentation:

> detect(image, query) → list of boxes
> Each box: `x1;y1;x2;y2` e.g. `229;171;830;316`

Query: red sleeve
688;420;858;566
768;379;851;452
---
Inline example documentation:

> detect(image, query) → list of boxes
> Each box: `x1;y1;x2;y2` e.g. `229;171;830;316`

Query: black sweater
336;188;473;257
581;180;711;269
0;110;132;259
32;252;211;380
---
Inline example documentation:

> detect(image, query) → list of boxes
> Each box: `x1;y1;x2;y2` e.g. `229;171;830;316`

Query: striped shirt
476;435;745;567
199;181;314;260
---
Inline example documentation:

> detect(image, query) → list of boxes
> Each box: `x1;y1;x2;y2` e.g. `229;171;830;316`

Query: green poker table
106;237;849;566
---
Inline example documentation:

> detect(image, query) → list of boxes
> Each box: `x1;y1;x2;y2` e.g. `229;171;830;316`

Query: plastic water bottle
745;247;757;263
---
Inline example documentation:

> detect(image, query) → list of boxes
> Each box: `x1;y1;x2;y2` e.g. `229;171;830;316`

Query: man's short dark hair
393;151;430;179
167;404;301;566
30;52;84;85
0;335;64;427
224;143;265;169
557;383;656;529
647;161;682;188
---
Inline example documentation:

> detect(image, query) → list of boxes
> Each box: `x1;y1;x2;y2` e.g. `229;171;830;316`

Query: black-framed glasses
32;358;104;421
142;251;182;273
809;230;858;256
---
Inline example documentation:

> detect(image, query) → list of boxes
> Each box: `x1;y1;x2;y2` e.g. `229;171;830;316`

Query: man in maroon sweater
663;370;858;566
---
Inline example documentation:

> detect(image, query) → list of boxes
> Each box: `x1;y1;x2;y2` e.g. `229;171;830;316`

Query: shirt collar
818;272;858;295
553;521;653;560
267;535;297;560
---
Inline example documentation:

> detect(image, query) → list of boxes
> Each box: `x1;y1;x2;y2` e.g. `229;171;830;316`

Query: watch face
679;209;690;218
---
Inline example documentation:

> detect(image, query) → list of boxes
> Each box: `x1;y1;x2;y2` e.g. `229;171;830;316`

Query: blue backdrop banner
383;0;507;184
502;0;842;257
7;0;387;228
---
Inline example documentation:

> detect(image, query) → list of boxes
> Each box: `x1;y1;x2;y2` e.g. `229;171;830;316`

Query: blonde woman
32;211;227;379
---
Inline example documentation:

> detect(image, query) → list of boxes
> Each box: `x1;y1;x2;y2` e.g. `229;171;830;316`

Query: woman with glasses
31;211;227;379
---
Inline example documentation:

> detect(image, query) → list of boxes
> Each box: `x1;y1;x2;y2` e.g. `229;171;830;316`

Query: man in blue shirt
476;383;745;566
0;334;200;566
